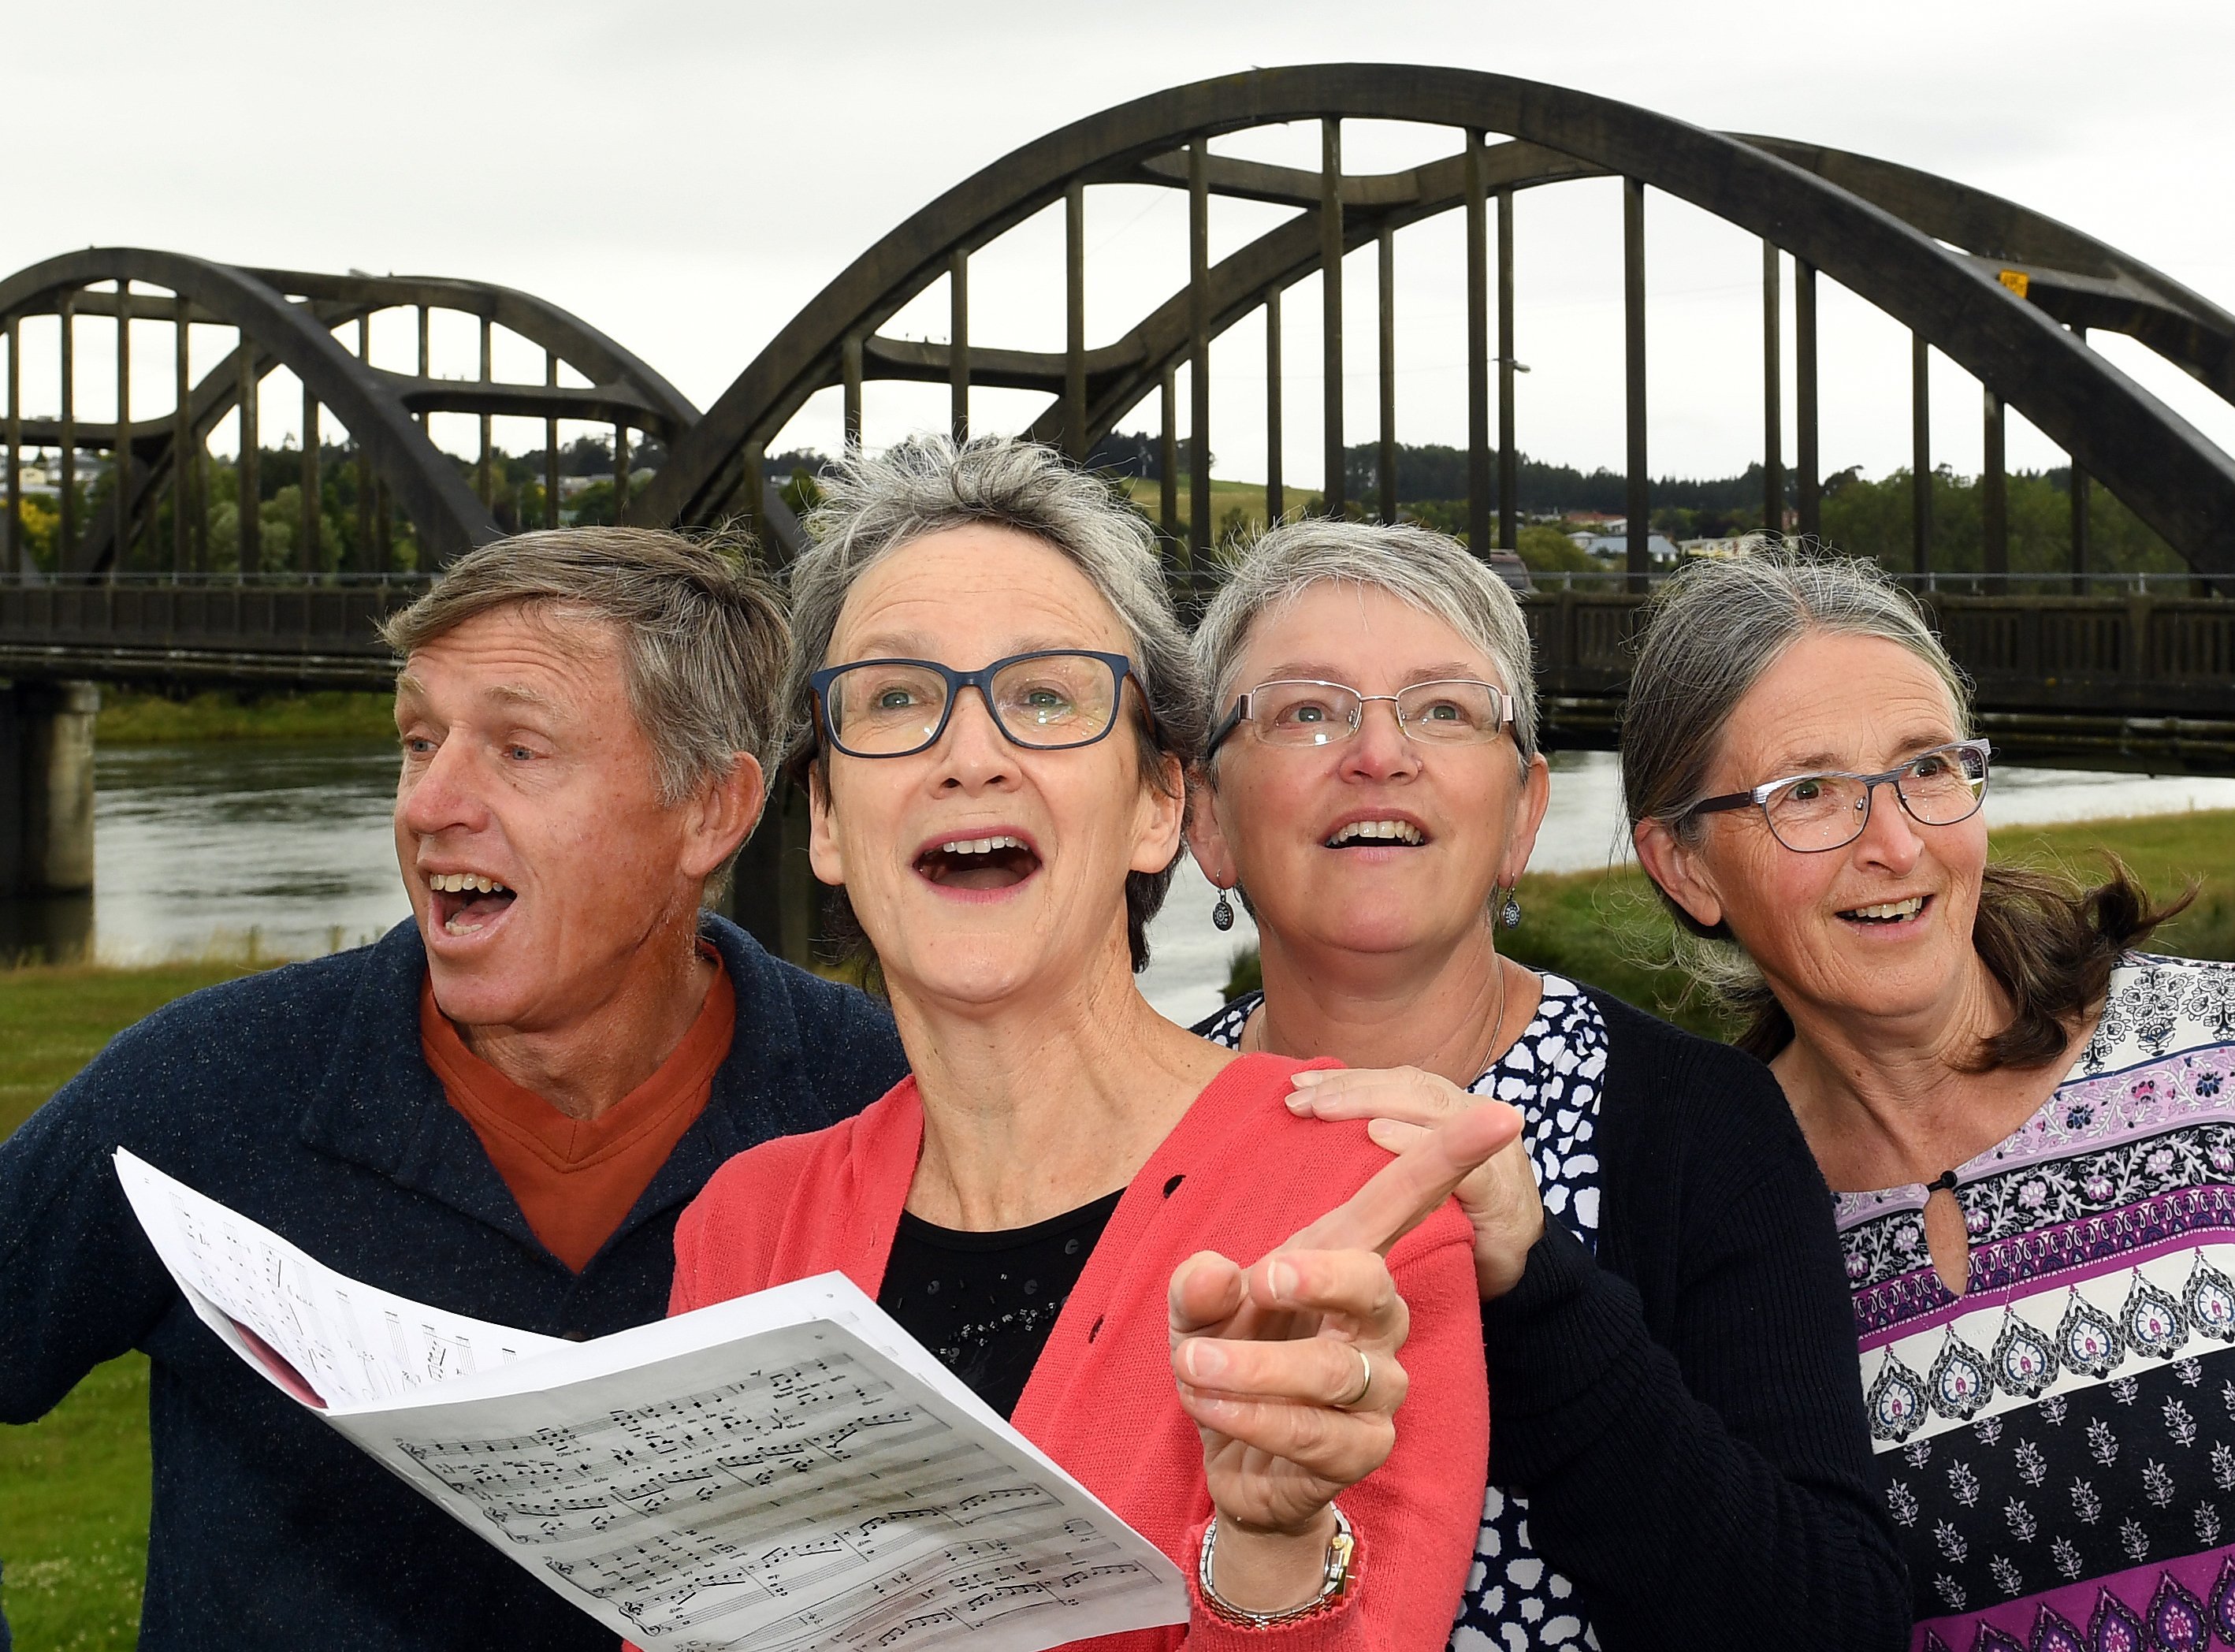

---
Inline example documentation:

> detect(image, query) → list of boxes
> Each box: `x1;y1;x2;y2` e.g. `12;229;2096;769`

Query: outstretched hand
1169;1245;1407;1539
1163;1096;1518;1610
1288;1066;1543;1298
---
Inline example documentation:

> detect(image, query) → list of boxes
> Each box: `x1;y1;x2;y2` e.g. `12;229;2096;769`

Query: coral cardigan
668;1052;1489;1652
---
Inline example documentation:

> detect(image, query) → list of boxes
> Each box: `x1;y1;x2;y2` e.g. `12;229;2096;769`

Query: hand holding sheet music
114;1150;1186;1652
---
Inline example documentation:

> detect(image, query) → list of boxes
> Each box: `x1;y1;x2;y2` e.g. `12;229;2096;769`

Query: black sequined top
879;1188;1125;1419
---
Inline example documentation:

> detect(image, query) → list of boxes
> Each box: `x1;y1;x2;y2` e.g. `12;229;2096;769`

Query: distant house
1571;531;1682;564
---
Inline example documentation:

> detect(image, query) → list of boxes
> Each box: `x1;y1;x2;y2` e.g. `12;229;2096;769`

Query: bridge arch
0;249;697;573
629;65;2235;579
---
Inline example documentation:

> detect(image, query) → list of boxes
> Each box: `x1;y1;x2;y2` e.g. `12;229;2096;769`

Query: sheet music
115;1148;564;1408
113;1151;1188;1652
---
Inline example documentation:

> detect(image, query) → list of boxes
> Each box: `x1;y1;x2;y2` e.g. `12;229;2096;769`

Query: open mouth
426;870;518;936
1838;894;1928;927
1324;818;1428;849
914;834;1043;892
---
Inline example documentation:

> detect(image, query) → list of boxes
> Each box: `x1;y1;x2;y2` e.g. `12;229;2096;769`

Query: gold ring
1338;1346;1372;1409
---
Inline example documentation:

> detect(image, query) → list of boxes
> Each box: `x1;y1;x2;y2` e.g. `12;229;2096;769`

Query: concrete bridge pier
0;680;98;897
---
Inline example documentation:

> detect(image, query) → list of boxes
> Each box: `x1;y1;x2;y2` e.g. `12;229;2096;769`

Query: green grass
0;1356;151;1651
96;689;395;744
1120;477;1271;540
1;958;262;1645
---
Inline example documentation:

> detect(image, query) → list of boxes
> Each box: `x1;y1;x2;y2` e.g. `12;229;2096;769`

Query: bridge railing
0;572;2229;761
0;571;423;687
1513;569;2224;595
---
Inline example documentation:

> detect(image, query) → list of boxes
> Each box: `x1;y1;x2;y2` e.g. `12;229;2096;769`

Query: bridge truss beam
627;65;2235;582
0;251;700;575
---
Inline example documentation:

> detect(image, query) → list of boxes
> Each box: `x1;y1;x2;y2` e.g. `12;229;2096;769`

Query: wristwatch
1196;1505;1357;1628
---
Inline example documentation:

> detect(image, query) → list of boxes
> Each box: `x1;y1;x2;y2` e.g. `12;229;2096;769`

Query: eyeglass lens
823;654;1120;756
1762;745;1989;850
1248;680;1505;746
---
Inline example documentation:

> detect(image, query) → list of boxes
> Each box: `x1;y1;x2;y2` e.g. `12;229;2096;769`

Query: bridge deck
2;576;2232;772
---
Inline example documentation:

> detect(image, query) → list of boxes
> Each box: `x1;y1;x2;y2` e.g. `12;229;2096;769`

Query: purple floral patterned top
1838;953;2235;1651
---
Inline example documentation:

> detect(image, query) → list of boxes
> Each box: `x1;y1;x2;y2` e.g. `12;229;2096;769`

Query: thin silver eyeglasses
1686;738;1992;853
1206;678;1512;755
809;650;1138;759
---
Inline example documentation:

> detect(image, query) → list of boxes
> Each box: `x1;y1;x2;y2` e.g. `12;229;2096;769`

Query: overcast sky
9;0;2233;491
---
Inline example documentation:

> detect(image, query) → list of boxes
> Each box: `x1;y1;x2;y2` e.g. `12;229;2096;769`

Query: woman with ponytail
1624;548;2227;1651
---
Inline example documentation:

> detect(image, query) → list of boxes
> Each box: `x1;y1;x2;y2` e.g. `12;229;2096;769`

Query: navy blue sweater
0;915;906;1651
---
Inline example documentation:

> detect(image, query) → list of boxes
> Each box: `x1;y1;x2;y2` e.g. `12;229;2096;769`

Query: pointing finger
1281;1100;1521;1256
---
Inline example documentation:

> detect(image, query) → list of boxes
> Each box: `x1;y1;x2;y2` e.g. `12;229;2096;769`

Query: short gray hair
379;526;790;817
1192;518;1539;768
1620;545;1969;859
784;434;1203;971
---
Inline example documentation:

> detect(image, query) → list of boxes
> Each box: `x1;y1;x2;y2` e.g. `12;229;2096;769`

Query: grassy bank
0;1356;151;1651
1120;478;1270;541
0;959;259;1643
95;689;394;744
6;809;2234;1643
1506;808;2235;1037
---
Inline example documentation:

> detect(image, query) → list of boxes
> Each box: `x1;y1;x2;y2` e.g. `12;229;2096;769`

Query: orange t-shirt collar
418;953;736;1272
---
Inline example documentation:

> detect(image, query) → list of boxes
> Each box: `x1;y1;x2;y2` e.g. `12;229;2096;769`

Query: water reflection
79;739;408;966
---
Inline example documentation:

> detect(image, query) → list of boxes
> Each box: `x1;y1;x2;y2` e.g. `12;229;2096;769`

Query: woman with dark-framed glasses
1185;519;1906;1651
1624;548;2222;1650
663;437;1504;1650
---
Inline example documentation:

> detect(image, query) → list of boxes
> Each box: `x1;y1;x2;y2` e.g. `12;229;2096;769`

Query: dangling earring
1501;889;1523;929
1211;886;1236;932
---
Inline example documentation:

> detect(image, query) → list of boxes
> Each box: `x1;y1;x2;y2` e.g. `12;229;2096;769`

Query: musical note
113;1150;1186;1652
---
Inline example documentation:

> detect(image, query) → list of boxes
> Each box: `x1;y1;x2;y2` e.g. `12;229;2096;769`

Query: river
5;742;2231;1029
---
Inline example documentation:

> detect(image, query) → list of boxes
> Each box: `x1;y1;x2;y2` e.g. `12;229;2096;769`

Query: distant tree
764;448;831;479
1815;467;2183;577
1088;430;1159;480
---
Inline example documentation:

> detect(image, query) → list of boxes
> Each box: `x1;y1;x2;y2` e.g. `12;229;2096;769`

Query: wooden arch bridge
2;65;2232;925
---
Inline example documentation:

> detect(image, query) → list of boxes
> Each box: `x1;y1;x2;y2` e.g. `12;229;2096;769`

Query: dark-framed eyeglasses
1206;678;1512;757
809;650;1139;760
1686;738;1992;853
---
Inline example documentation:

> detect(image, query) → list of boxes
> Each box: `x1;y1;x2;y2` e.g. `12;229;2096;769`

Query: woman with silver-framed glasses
1185;519;1907;1651
1623;548;2223;1650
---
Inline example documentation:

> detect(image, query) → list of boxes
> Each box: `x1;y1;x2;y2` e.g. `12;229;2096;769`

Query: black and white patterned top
1196;971;1612;1650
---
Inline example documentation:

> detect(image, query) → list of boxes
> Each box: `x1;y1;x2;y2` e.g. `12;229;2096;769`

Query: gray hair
378;526;790;820
1192;518;1539;768
784;434;1203;971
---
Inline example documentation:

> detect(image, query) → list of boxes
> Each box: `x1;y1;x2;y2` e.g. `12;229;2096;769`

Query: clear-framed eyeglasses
1206;678;1512;756
1686;738;1992;853
808;649;1139;760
